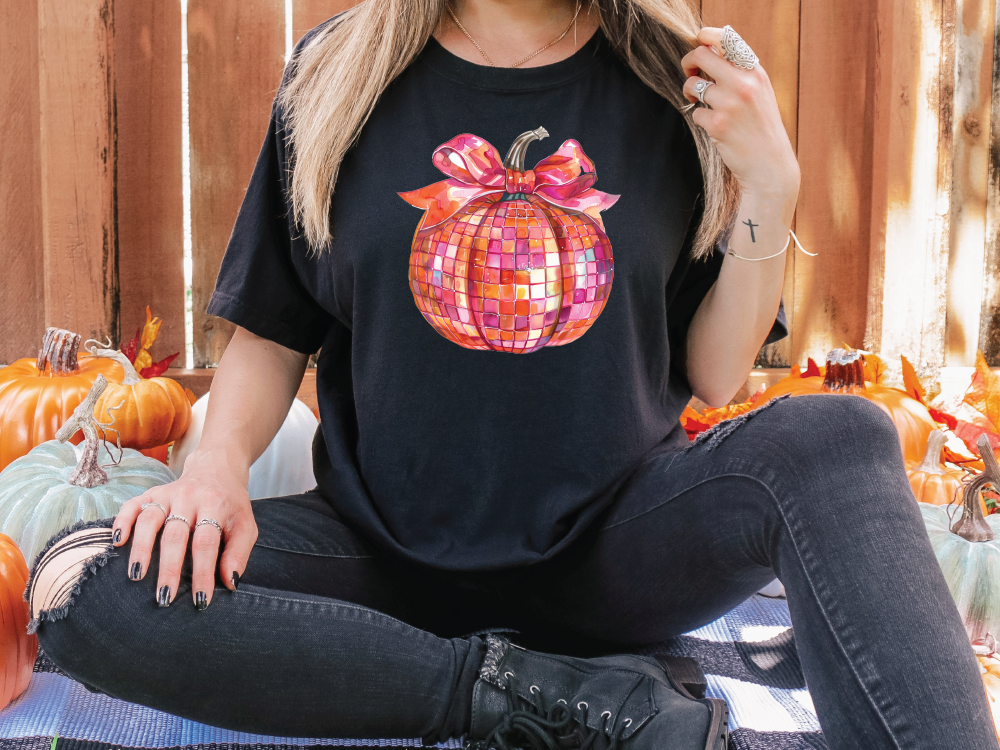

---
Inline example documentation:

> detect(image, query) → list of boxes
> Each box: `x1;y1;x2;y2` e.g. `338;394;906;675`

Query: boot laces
471;678;630;750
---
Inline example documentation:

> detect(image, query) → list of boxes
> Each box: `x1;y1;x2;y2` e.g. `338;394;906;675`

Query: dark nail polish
129;561;141;580
112;528;121;544
157;585;171;607
231;571;240;590
195;591;207;610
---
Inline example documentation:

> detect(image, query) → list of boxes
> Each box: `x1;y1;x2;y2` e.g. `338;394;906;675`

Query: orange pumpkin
0;533;37;710
908;429;977;508
0;329;123;470
979;653;1000;743
758;349;936;463
89;347;191;450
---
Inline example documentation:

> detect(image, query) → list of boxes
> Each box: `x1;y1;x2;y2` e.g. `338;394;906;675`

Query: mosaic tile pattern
409;195;614;353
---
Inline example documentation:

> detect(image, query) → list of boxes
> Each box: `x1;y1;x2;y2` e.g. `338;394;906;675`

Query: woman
24;1;997;748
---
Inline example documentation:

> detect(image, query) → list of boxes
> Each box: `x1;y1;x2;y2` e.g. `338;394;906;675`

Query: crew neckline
420;27;609;91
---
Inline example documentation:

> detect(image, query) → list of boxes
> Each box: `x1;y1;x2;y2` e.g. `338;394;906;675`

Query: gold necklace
447;1;583;68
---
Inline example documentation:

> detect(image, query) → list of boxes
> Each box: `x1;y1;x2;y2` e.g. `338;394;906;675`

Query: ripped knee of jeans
24;518;116;635
683;394;792;453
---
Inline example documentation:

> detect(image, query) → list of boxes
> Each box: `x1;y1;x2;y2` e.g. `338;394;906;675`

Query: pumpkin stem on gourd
36;328;81;376
950;435;1000;543
822;348;866;393
54;375;110;488
916;430;949;475
503;127;550;171
85;343;142;385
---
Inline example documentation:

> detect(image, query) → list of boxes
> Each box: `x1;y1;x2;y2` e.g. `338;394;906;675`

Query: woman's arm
679;28;801;407
111;327;309;608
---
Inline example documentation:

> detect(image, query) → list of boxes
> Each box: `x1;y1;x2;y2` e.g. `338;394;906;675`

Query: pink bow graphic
399;133;619;231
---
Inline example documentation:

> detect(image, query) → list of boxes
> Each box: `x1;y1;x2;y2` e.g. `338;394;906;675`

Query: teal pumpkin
0;440;175;566
921;434;1000;644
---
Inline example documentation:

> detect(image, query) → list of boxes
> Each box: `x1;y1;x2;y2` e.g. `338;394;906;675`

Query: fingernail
112;528;121;544
231;571;240;590
195;591;207;610
157;585;171;607
129;561;141;580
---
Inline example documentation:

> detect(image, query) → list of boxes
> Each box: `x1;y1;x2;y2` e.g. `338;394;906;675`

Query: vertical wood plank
0;0;44;364
981;0;1000;365
865;0;952;377
37;0;119;345
700;0;800;367
116;0;185;359
945;0;996;366
292;0;357;44
795;0;877;364
188;0;286;367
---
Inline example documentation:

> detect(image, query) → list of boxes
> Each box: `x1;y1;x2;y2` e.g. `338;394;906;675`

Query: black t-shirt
207;25;787;571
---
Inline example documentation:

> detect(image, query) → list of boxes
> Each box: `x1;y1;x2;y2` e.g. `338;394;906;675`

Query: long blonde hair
279;0;738;260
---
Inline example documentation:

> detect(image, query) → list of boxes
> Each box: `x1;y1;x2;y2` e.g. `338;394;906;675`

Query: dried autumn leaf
862;353;887;384
900;355;926;403
121;326;142;365
139;305;163;352
789;364;802;379
965;351;1000;433
139;351;180;379
803;358;822;379
955;420;1000;458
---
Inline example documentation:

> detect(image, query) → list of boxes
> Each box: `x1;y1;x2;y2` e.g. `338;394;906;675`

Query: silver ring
721;25;759;70
196;518;223;534
693;80;715;104
164;513;191;528
141;502;167;518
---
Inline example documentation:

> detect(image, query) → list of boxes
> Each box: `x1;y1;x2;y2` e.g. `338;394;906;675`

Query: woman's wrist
182;445;252;487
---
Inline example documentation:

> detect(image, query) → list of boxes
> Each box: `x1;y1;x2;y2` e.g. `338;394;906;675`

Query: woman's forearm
183;326;310;483
685;185;799;407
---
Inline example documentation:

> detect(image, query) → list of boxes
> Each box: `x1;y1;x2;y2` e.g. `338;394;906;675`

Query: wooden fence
2;0;999;395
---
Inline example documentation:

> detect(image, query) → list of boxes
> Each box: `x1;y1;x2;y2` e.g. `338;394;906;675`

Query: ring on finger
721;25;759;70
693;80;715;105
164;513;191;528
141;501;168;519
195;518;223;534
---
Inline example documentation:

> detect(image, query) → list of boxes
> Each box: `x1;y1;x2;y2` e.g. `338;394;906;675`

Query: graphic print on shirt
399;127;619;353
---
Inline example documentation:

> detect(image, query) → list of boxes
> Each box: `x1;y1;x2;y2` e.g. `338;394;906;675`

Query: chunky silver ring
721;25;759;70
164;513;191;528
196;518;223;534
141;501;167;518
693;80;715;104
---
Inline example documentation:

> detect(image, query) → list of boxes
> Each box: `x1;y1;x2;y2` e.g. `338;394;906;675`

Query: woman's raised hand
681;27;799;197
111;447;258;609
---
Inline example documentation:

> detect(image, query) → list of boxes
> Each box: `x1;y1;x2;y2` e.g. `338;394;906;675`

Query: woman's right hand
111;447;258;609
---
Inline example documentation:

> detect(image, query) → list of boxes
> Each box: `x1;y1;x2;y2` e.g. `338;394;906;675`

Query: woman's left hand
681;27;799;197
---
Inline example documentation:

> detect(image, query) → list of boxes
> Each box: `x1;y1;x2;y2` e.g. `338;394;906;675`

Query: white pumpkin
0;440;175;565
169;392;318;500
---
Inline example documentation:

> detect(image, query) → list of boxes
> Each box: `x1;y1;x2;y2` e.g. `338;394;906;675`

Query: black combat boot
466;635;728;750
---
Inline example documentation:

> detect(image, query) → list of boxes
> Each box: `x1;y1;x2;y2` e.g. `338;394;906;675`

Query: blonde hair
278;0;738;260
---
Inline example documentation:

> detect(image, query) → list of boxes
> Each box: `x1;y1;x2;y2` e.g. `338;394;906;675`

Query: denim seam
252;542;374;560
602;469;901;747
717;471;902;749
24;517;117;635
233;588;431;633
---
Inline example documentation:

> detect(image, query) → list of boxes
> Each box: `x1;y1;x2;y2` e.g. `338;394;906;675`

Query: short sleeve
666;223;789;385
205;104;333;354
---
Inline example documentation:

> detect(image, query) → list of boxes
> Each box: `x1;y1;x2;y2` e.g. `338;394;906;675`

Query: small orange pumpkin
908;429;977;508
89;347;191;450
0;329;123;470
0;532;37;710
759;349;936;463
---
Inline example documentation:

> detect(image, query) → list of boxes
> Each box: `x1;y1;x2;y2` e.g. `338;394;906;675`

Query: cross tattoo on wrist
743;219;759;243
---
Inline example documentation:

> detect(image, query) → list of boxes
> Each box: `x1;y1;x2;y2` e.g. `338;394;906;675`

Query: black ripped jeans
31;396;998;749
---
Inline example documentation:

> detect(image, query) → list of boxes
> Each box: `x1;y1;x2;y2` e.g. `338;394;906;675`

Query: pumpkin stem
85;343;141;385
54;375;110;488
36;328;81;375
950;435;1000;543
916;430;949;475
503;127;550;171
822;348;866;393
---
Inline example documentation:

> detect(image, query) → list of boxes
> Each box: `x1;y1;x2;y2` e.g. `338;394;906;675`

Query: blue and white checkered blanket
0;595;825;750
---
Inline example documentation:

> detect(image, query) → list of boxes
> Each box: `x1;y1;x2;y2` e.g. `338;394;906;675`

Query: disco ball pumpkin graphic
399;127;618;353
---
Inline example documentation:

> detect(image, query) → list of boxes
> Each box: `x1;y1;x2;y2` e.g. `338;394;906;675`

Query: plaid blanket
0;595;826;750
